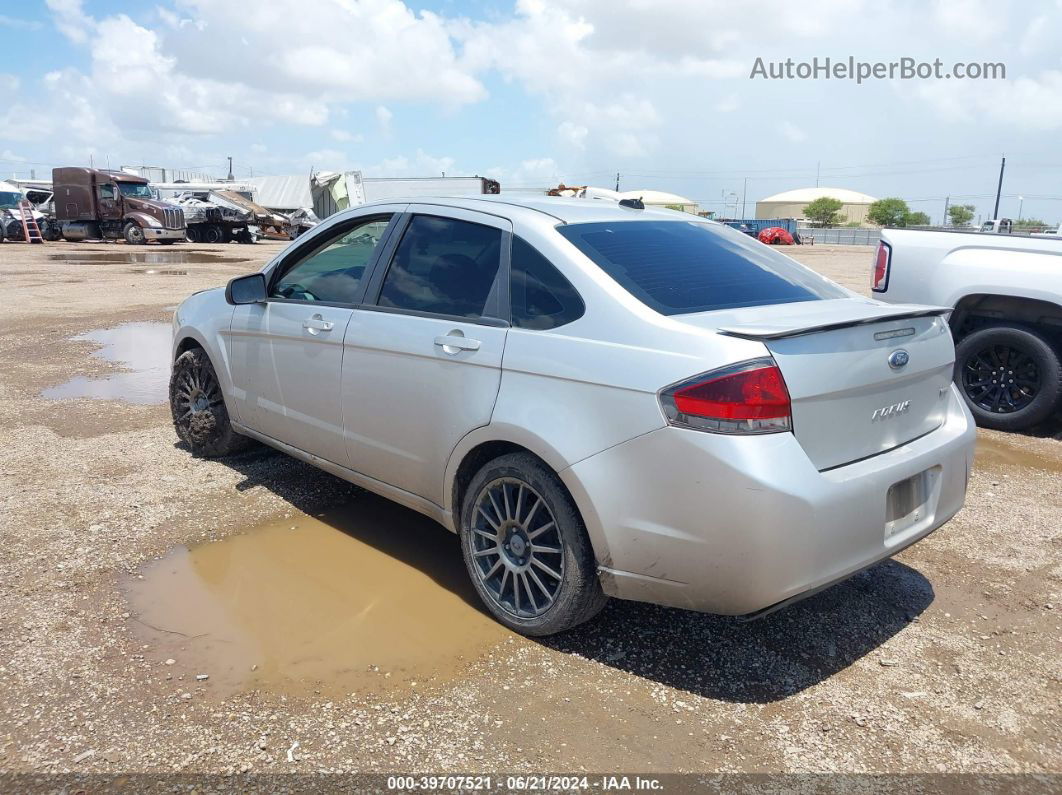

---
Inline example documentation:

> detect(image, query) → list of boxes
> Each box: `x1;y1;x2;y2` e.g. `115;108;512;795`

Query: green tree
1014;217;1049;229
947;204;975;227
867;197;911;227
905;211;930;226
803;196;844;227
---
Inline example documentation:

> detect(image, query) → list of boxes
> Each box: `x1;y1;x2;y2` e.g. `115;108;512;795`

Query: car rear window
556;220;846;315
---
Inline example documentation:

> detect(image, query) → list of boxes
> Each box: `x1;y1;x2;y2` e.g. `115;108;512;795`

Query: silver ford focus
171;196;975;635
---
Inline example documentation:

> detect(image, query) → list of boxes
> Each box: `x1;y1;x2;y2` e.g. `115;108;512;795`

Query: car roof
357;194;709;226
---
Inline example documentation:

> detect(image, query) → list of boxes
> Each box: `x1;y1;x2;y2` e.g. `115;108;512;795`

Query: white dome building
755;187;877;226
619;189;699;213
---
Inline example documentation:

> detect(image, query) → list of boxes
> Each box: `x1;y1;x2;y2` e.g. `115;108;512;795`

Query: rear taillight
871;240;891;292
659;358;792;435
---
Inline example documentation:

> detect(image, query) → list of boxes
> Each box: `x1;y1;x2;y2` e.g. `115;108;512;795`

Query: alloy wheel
961;343;1040;414
469;478;565;619
173;358;224;430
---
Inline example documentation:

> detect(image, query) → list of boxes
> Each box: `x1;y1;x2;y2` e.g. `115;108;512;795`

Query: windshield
0;191;21;210
557;219;847;315
117;182;152;198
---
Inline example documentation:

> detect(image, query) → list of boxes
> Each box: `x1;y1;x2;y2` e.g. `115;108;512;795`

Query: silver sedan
170;196;975;635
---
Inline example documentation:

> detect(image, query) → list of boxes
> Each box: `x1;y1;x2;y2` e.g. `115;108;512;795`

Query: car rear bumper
560;384;975;615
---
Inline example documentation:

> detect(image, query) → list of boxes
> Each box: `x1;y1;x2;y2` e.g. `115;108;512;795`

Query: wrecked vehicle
287;207;321;239
167;191;259;244
0;181;48;242
51;167;185;244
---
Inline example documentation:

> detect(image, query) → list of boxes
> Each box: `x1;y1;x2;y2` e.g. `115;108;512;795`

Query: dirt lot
0;240;1059;781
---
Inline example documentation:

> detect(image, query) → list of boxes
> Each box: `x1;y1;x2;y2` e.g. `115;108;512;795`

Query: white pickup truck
873;228;1062;431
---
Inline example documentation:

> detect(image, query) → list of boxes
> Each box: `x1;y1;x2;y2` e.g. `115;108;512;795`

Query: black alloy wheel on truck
954;324;1062;431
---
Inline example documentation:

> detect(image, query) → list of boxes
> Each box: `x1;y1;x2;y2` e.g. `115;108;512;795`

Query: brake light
871;241;891;292
659;358;792;434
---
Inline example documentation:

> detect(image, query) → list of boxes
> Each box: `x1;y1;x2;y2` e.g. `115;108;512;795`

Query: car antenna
618;197;644;209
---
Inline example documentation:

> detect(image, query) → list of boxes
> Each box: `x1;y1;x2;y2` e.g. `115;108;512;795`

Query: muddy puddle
123;499;508;697
42;321;171;404
48;251;239;265
975;434;1062;474
128;268;189;275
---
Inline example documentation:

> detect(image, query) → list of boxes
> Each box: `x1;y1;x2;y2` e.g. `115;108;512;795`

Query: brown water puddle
48;251;240;265
42;321;171;404
123;499;508;698
975;434;1062;474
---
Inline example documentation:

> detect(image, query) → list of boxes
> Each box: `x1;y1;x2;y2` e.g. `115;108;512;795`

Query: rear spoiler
717;307;950;341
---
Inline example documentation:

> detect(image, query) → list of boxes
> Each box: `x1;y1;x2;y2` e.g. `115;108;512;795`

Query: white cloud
330;130;364;143
557;121;588;149
779;121;807;143
375;105;393;134
915;70;1062;131
0;14;43;30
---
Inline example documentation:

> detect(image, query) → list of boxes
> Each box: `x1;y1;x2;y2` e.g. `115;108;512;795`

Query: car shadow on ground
207;444;935;705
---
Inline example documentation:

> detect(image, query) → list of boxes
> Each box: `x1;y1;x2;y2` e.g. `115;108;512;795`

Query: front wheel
170;348;251;457
460;453;607;636
954;324;1062;431
123;222;146;245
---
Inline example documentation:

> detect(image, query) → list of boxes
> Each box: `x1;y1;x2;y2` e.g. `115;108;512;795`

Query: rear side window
557;220;846;315
510;237;584;330
378;215;502;319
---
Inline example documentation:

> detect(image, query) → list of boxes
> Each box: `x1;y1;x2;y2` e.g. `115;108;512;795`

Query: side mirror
225;273;268;305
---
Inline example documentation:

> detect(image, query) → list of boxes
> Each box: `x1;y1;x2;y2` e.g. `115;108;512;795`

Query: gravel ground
0;240;1059;781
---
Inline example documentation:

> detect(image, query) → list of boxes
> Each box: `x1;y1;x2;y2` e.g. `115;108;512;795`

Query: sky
2;0;1061;224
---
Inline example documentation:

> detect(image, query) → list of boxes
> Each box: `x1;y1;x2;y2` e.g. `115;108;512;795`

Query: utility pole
227;156;234;181
992;155;1005;220
943;196;950;226
615;172;620;192
1018;195;1024;222
741;176;748;218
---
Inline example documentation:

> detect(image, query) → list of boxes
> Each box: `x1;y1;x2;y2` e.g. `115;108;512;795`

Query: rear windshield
557;220;846;315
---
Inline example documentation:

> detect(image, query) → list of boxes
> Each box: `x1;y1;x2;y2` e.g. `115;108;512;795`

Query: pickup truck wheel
123;222;146;245
169;348;251;457
954;324;1062;431
460;453;607;636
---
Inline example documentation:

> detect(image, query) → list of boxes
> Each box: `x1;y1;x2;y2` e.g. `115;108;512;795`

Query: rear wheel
123;222;145;245
170;348;251;457
202;224;223;244
459;453;607;636
954;324;1062;431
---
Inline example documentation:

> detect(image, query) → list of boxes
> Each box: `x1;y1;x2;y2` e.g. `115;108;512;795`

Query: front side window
272;215;392;304
510;236;584;330
377;215;503;319
98;183;117;201
557;220;846;315
117;183;152;198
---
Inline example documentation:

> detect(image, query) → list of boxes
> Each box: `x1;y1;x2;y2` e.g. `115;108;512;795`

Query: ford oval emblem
888;349;910;370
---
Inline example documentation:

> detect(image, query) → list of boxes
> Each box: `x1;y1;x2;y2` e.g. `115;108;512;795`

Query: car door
341;205;511;505
228;210;400;465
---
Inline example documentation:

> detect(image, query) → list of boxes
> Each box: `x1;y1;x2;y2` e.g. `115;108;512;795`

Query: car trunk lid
687;299;955;470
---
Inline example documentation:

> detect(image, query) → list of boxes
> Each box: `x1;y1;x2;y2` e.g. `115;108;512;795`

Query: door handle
303;314;334;334
434;334;481;353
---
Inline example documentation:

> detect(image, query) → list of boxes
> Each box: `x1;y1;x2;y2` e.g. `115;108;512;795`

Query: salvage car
170;197;975;635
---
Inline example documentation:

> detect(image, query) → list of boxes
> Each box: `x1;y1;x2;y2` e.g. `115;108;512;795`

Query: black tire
459;452;607;636
123;222;146;245
169;348;251;457
186;225;200;243
203;224;223;244
954;324;1062;431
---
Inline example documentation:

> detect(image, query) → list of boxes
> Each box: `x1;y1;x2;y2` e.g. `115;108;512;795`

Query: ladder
17;199;44;244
